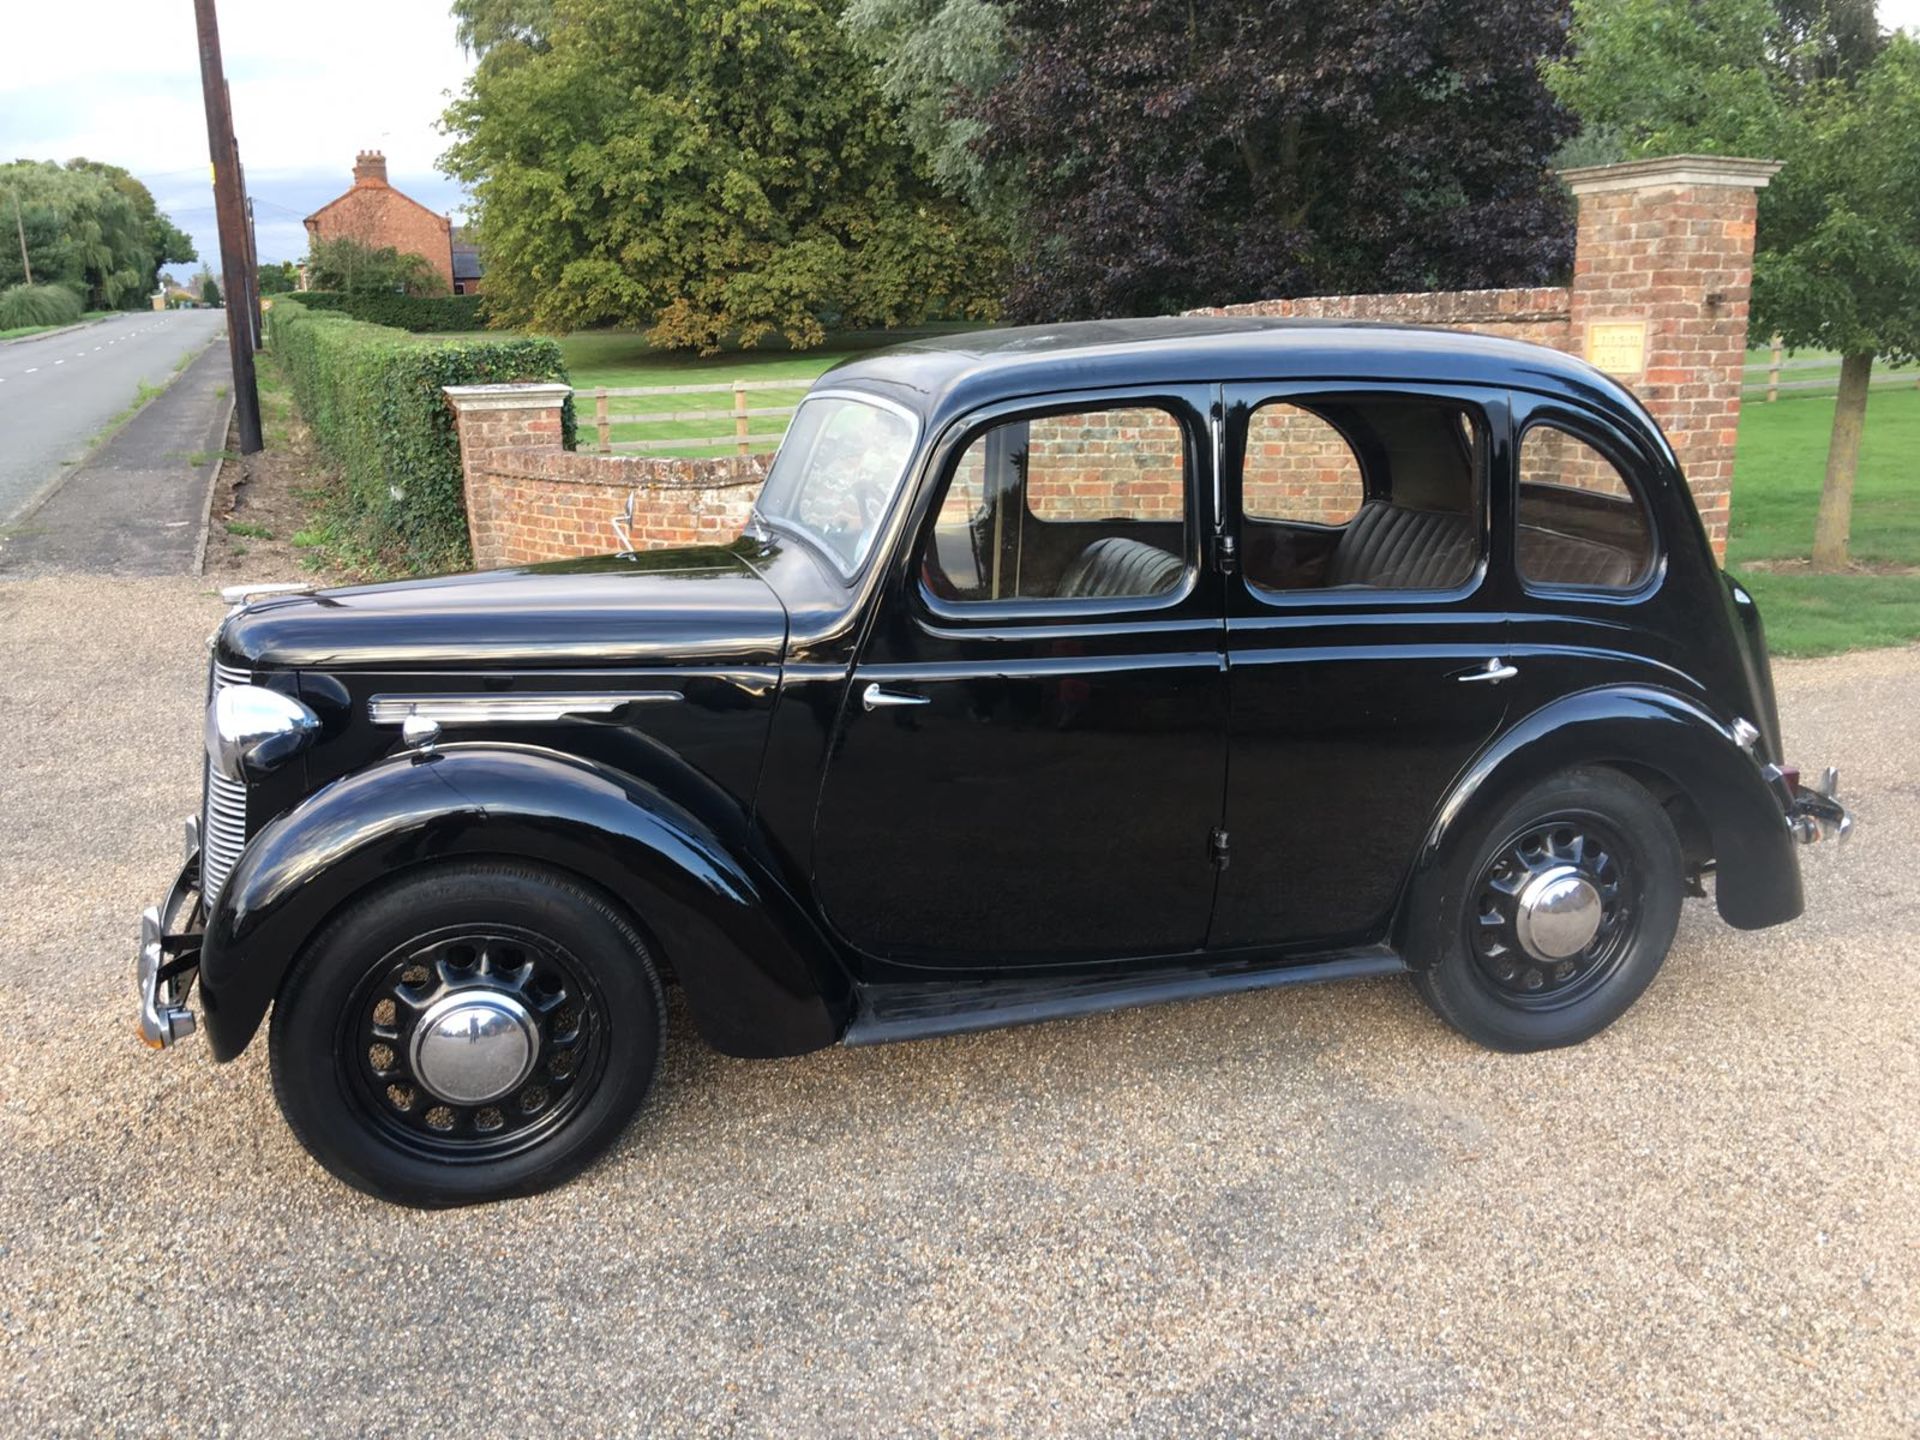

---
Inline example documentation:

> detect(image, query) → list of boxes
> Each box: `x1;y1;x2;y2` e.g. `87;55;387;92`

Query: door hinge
1212;533;1238;575
1209;827;1230;869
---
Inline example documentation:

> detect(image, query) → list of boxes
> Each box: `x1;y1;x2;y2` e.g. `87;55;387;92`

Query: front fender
197;744;851;1062
1395;686;1802;963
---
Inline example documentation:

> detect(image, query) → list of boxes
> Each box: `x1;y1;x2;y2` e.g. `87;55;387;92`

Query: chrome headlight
206;684;321;782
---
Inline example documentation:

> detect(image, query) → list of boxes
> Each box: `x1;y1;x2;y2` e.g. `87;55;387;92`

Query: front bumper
1782;765;1854;846
137;818;205;1049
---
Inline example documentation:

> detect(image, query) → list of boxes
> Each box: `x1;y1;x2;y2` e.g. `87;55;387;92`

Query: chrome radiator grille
201;661;251;903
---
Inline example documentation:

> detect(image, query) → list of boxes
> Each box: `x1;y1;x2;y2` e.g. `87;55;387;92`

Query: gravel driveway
1;573;1912;1437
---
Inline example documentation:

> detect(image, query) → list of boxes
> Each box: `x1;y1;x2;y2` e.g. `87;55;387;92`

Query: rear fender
197;744;851;1062
1394;686;1802;966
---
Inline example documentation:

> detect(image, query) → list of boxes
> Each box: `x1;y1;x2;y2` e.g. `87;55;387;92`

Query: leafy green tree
840;0;1018;226
440;0;1003;350
258;260;300;295
1550;0;1913;569
305;236;448;296
1757;37;1920;568
1545;0;1790;160
0;159;192;306
201;275;222;306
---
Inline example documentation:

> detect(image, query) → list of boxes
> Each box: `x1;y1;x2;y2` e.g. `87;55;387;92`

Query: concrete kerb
190;385;239;577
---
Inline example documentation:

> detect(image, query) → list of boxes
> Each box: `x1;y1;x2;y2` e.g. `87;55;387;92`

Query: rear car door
1211;383;1514;951
812;387;1228;970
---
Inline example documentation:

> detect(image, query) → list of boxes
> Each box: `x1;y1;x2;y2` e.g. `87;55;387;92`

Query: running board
841;948;1406;1047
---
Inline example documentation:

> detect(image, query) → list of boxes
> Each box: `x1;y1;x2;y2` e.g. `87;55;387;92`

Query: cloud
2;0;475;267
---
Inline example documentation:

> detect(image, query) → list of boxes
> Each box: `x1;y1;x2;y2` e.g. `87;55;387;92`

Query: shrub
288;290;488;332
0;283;84;329
268;298;573;572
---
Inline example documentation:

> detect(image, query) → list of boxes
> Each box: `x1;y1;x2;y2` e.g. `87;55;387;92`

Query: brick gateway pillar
1189;154;1781;560
1560;156;1782;555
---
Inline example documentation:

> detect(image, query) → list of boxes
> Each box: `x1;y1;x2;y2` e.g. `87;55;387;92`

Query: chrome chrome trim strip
368;692;682;725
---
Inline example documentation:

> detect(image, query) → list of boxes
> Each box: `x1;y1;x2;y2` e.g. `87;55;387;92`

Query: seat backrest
1054;536;1186;600
1327;501;1476;590
1518;525;1638;589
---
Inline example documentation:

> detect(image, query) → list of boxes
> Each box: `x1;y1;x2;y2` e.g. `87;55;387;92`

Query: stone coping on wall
1558;155;1783;196
477;445;769;491
1188;285;1571;326
444;381;575;412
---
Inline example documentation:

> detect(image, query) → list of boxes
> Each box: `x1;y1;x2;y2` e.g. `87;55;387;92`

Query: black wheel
1413;767;1683;1052
269;863;664;1207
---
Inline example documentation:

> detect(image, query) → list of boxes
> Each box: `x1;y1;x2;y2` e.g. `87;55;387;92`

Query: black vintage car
139;318;1851;1206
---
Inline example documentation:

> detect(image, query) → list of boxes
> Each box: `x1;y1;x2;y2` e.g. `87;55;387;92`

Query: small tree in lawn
1756;35;1920;569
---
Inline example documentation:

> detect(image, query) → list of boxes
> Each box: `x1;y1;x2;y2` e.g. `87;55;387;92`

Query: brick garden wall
448;157;1775;568
473;450;766;565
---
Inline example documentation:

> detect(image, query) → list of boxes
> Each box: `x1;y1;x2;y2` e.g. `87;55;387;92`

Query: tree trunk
1812;352;1873;571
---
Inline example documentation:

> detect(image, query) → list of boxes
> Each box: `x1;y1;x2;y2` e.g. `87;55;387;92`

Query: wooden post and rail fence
1747;335;1920;402
580;379;799;456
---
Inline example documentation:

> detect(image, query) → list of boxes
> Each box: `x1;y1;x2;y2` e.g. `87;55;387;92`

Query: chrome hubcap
409;991;540;1105
1513;865;1604;962
1470;817;1633;1005
345;927;602;1158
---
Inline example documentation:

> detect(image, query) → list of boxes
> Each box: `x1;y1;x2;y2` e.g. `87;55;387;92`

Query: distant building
452;230;484;296
302;151;454;292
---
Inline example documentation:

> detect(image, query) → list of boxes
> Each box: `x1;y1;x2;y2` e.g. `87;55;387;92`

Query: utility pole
228;83;264;354
9;189;30;285
244;194;264;351
192;0;262;454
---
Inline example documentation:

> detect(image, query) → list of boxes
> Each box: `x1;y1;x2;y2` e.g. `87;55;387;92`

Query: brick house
302;151;455;292
451;230;485;296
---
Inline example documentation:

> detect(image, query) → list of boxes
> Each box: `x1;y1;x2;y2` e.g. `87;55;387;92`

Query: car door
1210;382;1514;951
811;386;1228;971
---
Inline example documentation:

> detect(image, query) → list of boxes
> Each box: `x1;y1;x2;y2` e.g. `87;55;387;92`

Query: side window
923;405;1189;604
1517;423;1655;591
1243;395;1485;595
1243;404;1363;525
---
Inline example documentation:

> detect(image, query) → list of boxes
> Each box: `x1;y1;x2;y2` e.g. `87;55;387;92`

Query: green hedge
268;298;573;573
287;290;488;333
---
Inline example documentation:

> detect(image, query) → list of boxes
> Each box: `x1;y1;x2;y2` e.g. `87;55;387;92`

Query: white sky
2;2;474;274
5;0;1920;281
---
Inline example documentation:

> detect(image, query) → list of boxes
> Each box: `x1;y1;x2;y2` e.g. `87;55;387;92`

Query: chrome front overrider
137;817;204;1049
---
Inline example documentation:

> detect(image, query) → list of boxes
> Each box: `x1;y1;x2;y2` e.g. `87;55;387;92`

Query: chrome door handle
862;682;930;711
1458;658;1519;685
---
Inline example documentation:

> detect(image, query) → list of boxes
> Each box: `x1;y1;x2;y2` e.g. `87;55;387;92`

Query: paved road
0;573;1911;1436
0;310;226;524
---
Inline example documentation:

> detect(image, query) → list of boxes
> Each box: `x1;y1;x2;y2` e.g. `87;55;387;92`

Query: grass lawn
549;324;982;457
1727;384;1920;656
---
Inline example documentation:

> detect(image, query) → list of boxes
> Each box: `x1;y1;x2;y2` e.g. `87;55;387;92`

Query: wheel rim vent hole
400;964;430;986
386;1083;416;1111
368;1042;395;1072
372;998;397;1027
425;1105;456;1132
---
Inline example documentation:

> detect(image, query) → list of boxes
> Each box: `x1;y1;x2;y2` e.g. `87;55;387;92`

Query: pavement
0;309;227;527
0;573;1912;1437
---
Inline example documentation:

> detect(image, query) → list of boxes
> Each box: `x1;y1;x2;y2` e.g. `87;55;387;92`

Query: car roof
820;315;1656;440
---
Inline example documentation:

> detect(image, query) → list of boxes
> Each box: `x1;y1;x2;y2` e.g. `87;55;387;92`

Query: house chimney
353;150;388;187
